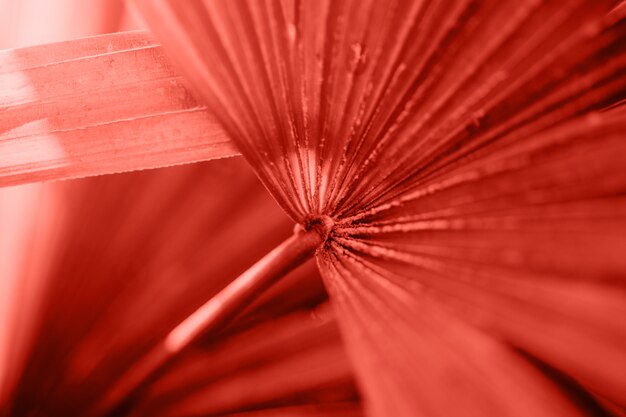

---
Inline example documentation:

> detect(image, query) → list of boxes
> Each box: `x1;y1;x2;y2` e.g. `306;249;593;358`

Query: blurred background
0;1;360;415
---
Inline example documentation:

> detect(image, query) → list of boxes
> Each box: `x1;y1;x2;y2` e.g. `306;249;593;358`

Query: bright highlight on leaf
0;30;239;187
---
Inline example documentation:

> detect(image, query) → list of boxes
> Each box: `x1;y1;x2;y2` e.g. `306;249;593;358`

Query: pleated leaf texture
130;1;626;416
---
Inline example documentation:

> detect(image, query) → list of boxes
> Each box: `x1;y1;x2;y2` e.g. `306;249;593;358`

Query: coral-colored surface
1;1;626;416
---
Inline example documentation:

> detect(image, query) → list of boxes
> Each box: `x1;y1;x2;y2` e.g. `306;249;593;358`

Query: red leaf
132;1;626;415
0;31;238;187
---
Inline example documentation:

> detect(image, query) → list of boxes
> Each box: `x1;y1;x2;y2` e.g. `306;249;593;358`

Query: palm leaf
0;31;238;187
131;1;626;415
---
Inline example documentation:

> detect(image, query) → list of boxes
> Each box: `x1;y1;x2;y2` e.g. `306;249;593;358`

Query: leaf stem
89;221;328;416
